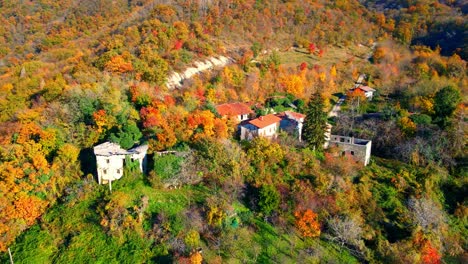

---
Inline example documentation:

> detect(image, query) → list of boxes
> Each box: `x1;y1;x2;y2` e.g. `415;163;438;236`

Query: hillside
0;0;466;263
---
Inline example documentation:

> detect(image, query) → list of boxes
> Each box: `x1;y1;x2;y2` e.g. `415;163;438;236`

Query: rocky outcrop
166;56;232;89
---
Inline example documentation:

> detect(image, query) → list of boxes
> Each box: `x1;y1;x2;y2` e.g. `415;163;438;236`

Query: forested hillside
0;0;466;263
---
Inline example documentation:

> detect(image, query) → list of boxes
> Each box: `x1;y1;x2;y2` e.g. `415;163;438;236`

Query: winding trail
166;56;233;89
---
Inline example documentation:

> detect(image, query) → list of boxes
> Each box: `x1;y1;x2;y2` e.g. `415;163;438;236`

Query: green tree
250;42;262;57
433;86;461;128
258;184;280;216
109;121;142;149
302;91;328;151
265;51;281;70
135;46;169;85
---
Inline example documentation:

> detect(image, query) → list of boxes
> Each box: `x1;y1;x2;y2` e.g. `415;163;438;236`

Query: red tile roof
284;111;305;121
356;85;376;92
248;114;282;129
216;102;253;116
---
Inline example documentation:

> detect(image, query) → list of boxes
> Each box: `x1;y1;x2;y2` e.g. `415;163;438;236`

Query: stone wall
329;135;372;166
96;155;125;184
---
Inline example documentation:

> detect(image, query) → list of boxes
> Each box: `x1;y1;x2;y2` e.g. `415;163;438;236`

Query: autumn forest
0;0;466;263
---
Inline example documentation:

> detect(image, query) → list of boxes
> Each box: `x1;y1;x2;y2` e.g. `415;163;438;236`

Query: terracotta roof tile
284;111;305;121
216;102;253;116
248;114;282;129
356;85;376;92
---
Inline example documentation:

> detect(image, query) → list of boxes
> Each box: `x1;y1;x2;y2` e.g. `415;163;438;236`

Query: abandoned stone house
93;142;148;184
326;135;372;166
215;102;253;123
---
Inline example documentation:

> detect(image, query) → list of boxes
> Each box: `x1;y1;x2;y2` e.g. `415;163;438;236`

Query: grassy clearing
113;174;193;216
5;168;359;263
267;44;371;69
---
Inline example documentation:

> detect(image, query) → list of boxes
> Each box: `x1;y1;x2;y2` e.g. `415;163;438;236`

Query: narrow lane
328;96;345;117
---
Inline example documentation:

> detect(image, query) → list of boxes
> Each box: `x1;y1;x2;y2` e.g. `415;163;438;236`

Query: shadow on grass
252;219;295;261
294;49;311;55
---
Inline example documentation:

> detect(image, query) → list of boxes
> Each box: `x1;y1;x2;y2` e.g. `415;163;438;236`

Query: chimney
259;116;264;121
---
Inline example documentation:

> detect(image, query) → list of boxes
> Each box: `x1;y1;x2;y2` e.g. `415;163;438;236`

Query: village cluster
94;84;375;186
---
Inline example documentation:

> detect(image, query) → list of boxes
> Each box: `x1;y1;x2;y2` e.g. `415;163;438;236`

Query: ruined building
327;135;372;166
93;142;148;184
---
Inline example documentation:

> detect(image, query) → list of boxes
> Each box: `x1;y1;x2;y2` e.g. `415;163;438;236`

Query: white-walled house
350;85;376;100
240;114;282;140
216;102;253;123
93;142;148;184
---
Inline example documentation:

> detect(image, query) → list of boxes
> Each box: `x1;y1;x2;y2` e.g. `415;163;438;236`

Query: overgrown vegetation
0;0;466;263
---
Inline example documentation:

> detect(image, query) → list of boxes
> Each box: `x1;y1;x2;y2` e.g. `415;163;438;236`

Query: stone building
240;114;282;140
277;111;306;141
327;135;372;166
93;142;148;184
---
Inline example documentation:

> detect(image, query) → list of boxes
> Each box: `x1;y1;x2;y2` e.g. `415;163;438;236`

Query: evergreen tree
302;91;328;151
433;85;461;128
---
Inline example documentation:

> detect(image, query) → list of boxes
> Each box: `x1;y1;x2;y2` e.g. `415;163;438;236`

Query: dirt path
166;56;233;89
329;96;345;117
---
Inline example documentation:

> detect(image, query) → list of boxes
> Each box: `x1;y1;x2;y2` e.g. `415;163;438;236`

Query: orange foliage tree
346;88;366;101
187;110;228;141
190;251;203;264
105;55;134;73
93;109;110;133
150;124;177;151
294;209;321;238
0;121;81;251
421;240;441;264
140;106;164;129
12;195;48;225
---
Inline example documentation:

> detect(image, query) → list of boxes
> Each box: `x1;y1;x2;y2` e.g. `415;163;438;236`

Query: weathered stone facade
328;135;372;166
94;142;148;184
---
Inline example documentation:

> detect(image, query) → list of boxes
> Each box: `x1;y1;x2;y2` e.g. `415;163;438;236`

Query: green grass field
265;44;371;69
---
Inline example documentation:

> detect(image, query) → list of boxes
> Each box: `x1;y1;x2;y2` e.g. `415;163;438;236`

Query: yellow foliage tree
420;97;434;115
190;252;203;264
318;72;327;82
330;65;337;78
399;116;416;137
207;205;226;226
280;74;304;97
